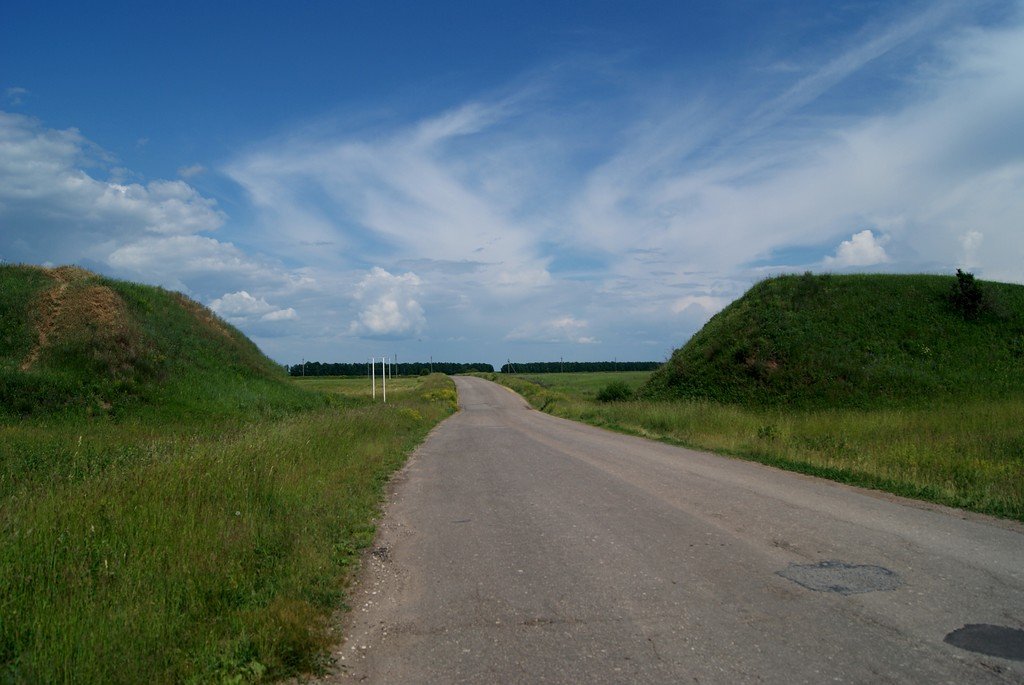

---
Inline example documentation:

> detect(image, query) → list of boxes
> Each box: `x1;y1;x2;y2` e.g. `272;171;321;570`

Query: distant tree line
499;361;662;374
288;361;494;377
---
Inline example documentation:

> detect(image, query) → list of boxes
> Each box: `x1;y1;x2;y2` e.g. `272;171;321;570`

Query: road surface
328;376;1024;683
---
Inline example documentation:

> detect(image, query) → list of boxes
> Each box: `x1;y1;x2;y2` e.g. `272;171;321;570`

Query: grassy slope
0;264;321;419
643;273;1024;408
1;265;460;682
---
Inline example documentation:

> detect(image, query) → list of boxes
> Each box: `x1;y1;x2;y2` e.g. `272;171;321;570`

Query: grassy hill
0;264;461;683
643;273;1024;408
0;264;320;418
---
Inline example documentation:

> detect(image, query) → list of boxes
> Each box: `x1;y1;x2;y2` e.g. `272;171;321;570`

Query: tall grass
483;373;1024;521
0;375;456;683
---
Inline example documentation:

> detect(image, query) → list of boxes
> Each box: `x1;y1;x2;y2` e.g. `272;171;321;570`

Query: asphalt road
328;376;1024;683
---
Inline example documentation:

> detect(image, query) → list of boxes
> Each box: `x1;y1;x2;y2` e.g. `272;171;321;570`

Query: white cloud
215;10;1024;362
568;13;1024;287
506;315;598;344
106;235;277;290
958;230;984;270
0;112;225;269
209;290;298;324
0;112;312;335
5;5;1024;366
671;295;731;316
824;229;891;268
261;307;298;322
210;290;276;316
349;267;426;339
178;163;205;178
223;100;552;300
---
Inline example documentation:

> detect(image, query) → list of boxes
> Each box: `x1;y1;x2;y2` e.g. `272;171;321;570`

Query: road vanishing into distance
329;376;1024;683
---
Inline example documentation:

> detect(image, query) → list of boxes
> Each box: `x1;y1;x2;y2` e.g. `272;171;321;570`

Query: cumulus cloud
0;111;225;269
825;230;891;268
349;267;426;339
105;234;288;293
0;112;313;320
209;290;297;322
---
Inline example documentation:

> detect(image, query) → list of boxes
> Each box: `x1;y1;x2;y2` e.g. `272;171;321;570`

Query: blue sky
2;1;1023;367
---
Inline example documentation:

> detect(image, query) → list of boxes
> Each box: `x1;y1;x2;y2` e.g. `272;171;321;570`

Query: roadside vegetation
483;371;1024;521
480;273;1024;522
0;265;457;683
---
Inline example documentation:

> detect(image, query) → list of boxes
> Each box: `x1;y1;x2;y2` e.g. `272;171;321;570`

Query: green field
482;371;1024;521
510;371;652;399
0;372;456;683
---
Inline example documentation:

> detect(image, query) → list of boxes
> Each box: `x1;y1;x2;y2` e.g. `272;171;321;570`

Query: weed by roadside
0;374;456;683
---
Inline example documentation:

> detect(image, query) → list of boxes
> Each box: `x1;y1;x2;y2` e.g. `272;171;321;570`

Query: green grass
644;273;1024;409
0;373;456;683
512;371;652;400
481;372;1024;521
1;263;460;682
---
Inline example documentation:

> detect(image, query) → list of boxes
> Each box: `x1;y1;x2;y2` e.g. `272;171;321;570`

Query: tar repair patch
777;560;901;595
944;624;1024;661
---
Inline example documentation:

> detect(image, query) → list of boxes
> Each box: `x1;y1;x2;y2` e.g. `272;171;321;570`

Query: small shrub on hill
596;380;634;402
949;269;987;320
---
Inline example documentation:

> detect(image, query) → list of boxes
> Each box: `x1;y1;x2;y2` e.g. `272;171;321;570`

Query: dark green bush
596;380;633;402
949;269;987;320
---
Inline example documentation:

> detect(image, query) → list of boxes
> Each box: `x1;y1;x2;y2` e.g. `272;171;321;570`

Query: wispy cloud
744;3;957;134
506;315;597;345
177;163;205;178
217;4;1024;358
3;4;1023;364
5;87;28;106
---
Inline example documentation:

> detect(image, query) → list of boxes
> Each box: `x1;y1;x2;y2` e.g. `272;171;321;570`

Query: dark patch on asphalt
371;546;391;562
452;519;471;524
944;624;1024;661
777;560;901;595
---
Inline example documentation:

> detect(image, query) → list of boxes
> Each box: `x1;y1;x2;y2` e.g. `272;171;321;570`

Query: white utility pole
382;355;387;403
371;356;376;399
